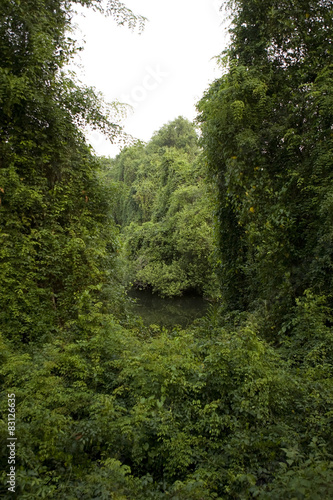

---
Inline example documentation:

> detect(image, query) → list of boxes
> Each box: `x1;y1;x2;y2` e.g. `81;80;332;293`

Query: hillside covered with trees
1;0;333;499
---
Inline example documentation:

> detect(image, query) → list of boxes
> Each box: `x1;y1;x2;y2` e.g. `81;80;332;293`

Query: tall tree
0;0;145;342
198;0;333;324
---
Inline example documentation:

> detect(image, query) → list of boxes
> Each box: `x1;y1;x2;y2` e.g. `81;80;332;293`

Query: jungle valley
1;1;333;498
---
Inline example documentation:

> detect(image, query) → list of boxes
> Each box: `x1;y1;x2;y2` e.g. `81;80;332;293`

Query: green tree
198;0;333;322
108;117;218;297
0;0;145;342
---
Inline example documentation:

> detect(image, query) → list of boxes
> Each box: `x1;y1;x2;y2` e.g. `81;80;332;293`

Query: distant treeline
104;116;218;298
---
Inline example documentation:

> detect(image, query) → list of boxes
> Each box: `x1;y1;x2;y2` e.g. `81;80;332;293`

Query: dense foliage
1;1;333;499
0;0;146;343
106;117;218;297
1;309;333;498
197;0;333;324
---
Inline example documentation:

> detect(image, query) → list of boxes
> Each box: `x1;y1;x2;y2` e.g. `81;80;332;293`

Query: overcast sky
72;0;229;157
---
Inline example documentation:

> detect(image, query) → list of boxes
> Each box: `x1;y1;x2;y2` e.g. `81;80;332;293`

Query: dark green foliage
197;0;333;322
1;314;332;498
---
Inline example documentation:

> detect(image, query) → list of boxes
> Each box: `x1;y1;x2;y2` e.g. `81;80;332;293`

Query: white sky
72;0;228;157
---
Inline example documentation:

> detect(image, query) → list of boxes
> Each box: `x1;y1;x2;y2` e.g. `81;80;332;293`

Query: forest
105;116;218;299
0;0;333;498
